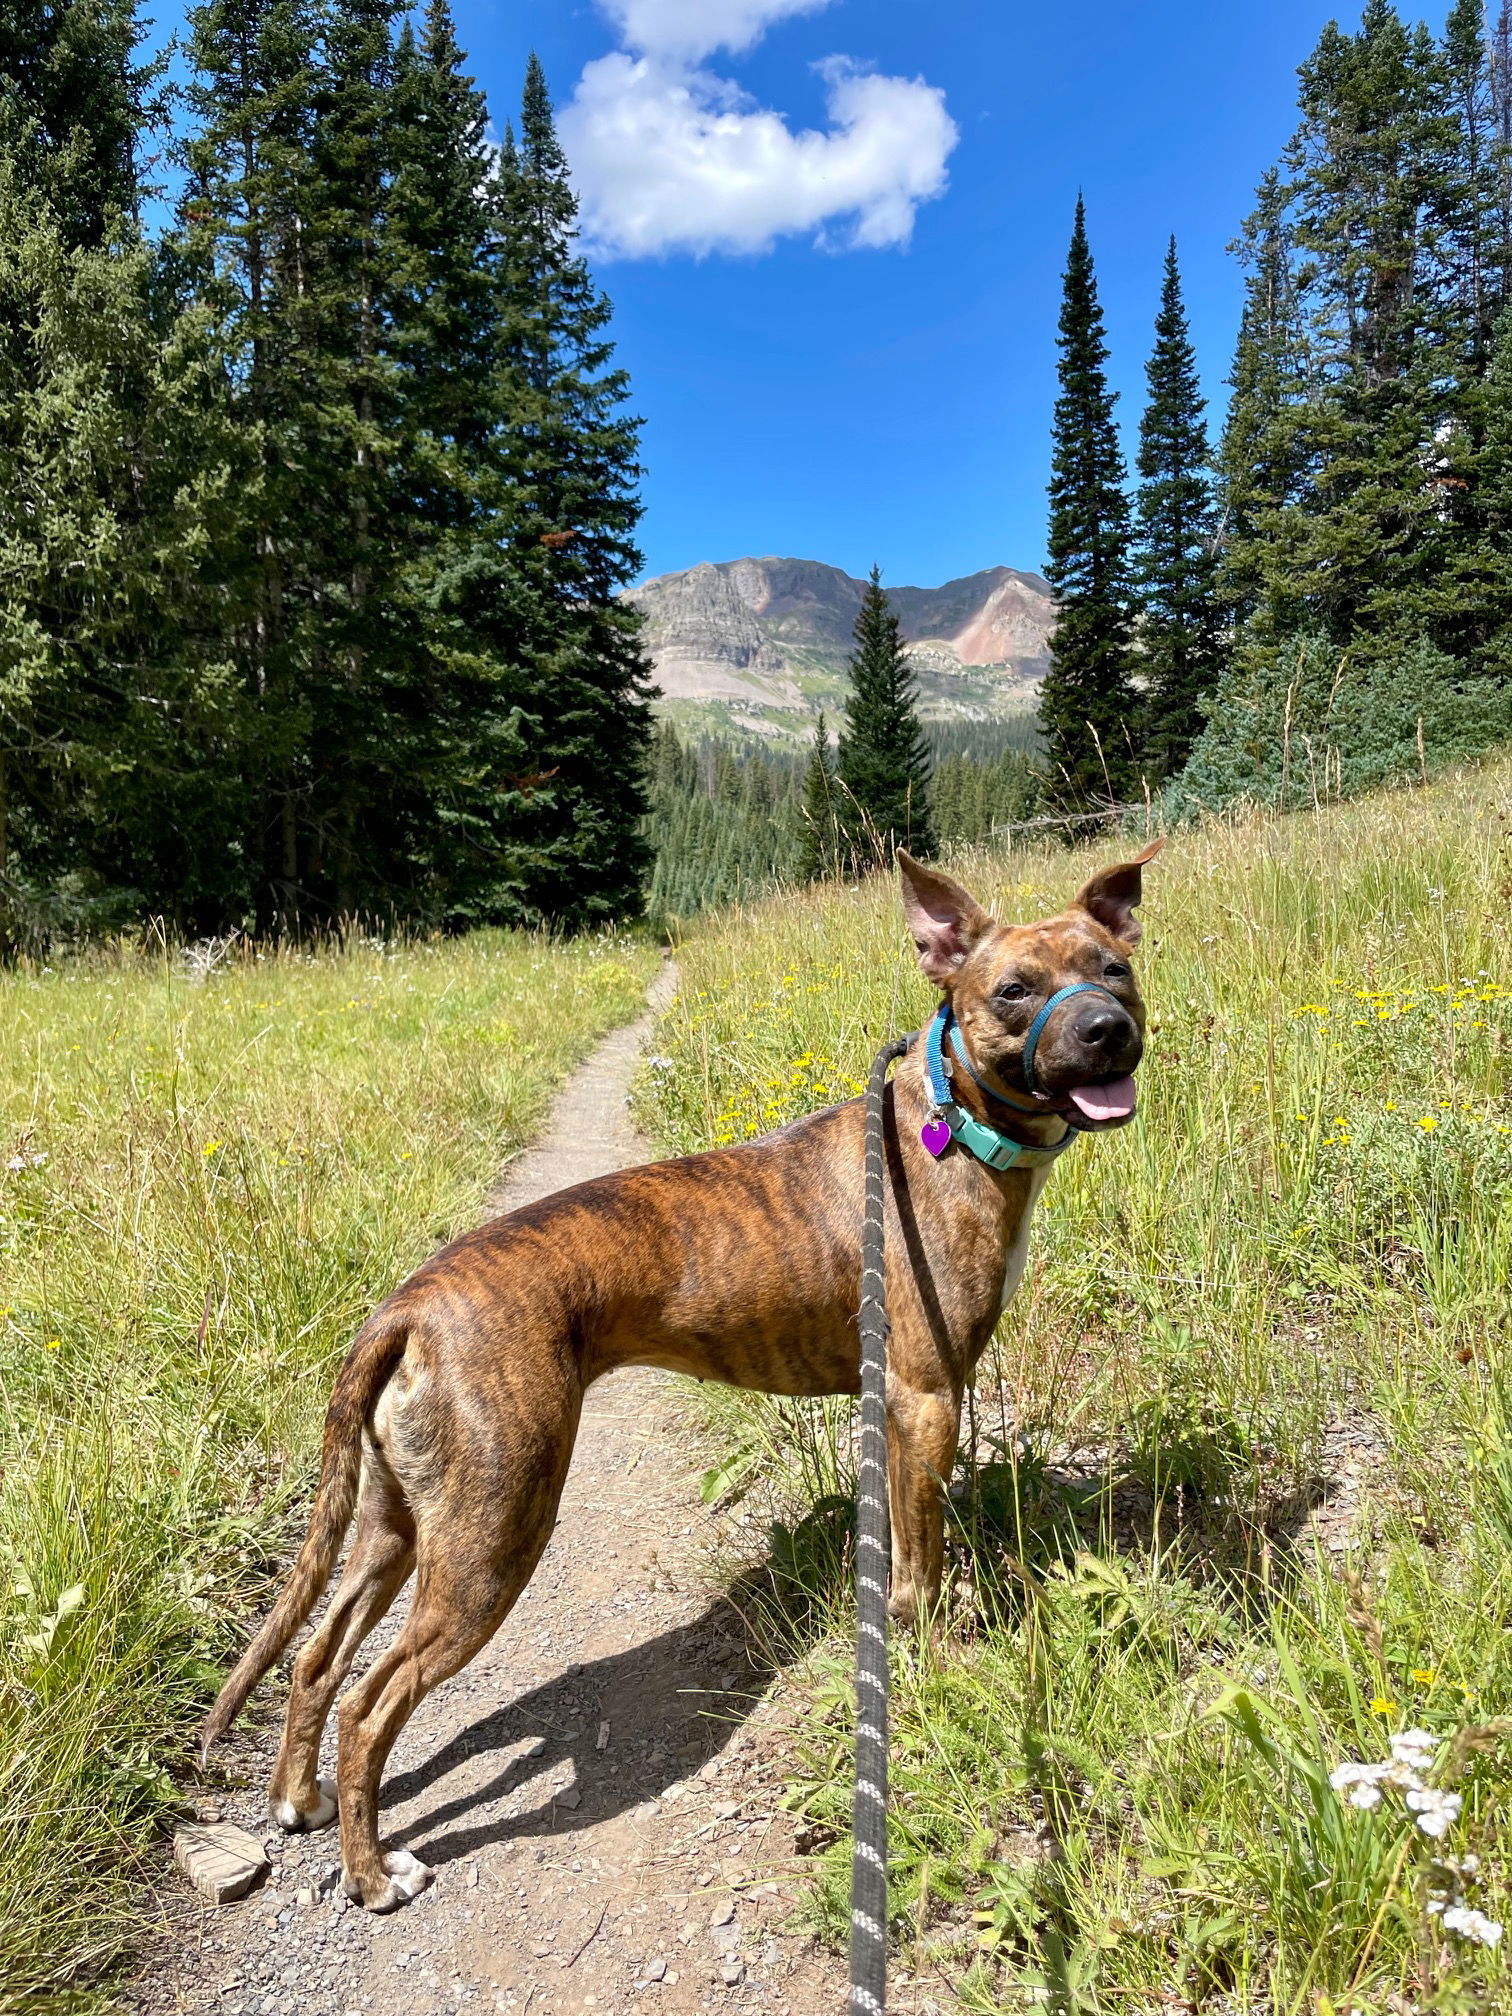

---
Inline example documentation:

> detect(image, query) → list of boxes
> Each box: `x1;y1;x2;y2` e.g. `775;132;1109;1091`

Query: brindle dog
201;843;1160;1911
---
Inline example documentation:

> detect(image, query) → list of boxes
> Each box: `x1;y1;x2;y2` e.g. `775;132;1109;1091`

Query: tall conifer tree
482;55;654;927
1285;3;1442;644
178;0;326;926
0;0;150;245
837;569;935;864
798;713;839;879
1216;170;1313;633
1040;197;1137;809
1135;239;1224;777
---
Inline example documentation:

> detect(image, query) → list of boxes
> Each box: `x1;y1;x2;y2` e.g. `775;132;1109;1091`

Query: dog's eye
1104;962;1131;981
995;981;1030;1004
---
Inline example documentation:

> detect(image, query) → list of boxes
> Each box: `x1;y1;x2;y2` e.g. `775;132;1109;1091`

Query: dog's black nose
1075;1004;1136;1053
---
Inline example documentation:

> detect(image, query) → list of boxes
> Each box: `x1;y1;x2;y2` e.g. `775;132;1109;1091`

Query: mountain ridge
626;555;1054;742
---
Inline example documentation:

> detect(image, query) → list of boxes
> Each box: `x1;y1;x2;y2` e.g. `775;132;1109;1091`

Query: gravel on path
126;964;854;2016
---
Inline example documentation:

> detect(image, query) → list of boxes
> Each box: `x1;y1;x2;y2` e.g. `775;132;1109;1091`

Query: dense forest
0;0;651;946
1043;0;1512;816
644;715;1039;929
6;0;1512;944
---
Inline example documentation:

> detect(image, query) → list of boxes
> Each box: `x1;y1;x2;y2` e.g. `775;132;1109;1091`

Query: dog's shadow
378;1506;842;1871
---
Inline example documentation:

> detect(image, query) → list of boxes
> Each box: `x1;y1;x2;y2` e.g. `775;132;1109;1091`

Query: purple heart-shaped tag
921;1117;951;1158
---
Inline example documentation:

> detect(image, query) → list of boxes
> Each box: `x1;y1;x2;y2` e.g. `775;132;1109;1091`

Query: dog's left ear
898;851;992;985
1072;837;1164;946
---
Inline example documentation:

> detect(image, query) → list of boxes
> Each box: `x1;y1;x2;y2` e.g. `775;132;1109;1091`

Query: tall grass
0;929;655;2011
640;762;1512;2010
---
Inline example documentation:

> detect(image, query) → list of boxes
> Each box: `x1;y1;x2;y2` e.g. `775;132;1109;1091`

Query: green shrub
1168;636;1512;819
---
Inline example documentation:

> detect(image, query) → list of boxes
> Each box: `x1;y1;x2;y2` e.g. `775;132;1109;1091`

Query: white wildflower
1405;1785;1463;1839
1329;1760;1391;1809
1389;1728;1439;1772
4;1155;22;1172
1441;1904;1503;1947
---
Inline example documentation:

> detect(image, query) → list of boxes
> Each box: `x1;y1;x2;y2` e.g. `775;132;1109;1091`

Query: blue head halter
1020;982;1121;1093
919;983;1123;1174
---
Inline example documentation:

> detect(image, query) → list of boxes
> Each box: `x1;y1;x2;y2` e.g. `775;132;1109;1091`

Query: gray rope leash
850;1032;911;2016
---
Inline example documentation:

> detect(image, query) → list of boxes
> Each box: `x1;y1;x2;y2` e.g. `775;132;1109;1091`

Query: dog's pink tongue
1068;1075;1137;1122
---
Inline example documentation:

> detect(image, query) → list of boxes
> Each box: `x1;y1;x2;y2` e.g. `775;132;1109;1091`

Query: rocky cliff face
625;556;1053;738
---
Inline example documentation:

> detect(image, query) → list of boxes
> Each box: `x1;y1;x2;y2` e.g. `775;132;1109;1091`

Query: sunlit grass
641;761;1512;2011
0;928;656;2011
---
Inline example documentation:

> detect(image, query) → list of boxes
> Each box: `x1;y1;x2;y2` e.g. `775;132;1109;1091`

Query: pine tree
1135;238;1224;778
836;568;936;865
1471;303;1512;678
1040;197;1137;811
1414;1;1512;671
1432;0;1509;363
378;0;534;920
1245;4;1443;653
477;55;654;927
798;713;839;879
0;0;152;246
1215;169;1313;632
177;0;327;927
0;160;257;942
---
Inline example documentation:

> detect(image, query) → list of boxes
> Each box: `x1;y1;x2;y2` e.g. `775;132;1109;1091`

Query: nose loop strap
1020;982;1119;1095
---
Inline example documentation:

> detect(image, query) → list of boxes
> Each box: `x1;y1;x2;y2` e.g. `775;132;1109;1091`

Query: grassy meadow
639;761;1512;2013
0;930;656;2011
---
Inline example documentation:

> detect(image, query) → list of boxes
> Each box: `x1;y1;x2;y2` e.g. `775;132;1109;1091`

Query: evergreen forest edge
6;0;1512;947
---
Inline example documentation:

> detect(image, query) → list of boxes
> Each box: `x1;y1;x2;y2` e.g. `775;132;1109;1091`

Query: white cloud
561;6;958;260
605;0;835;62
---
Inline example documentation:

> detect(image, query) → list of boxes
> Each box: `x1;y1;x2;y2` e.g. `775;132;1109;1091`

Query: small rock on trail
127;966;848;2016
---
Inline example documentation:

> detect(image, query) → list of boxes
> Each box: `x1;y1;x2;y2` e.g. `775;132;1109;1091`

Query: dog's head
898;842;1161;1130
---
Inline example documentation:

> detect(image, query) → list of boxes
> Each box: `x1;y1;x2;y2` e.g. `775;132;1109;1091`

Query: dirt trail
131;965;849;2016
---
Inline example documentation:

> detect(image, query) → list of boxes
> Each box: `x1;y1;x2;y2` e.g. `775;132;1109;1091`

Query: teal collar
921;1004;1078;1173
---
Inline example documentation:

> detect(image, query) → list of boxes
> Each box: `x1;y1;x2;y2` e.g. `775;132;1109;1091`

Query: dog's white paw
343;1848;433;1913
270;1775;338;1832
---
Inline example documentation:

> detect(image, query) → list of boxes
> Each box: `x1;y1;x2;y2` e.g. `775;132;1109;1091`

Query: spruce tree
478;55;654;927
836;568;936;865
1135;238;1224;778
0;161;257;942
798;712;839;879
1238;4;1443;654
379;0;530;919
1216;169;1313;632
177;0;327;927
0;0;151;245
1470;303;1512;678
1040;197;1137;810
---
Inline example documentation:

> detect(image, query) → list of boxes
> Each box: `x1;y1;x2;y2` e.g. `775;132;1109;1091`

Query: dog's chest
995;1165;1050;1319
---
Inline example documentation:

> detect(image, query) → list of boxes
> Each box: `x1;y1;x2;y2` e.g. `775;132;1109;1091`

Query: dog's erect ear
898;851;992;985
1072;837;1164;946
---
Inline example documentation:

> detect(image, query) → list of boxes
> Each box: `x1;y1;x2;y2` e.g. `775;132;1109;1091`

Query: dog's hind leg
267;1445;416;1833
334;1400;577;1911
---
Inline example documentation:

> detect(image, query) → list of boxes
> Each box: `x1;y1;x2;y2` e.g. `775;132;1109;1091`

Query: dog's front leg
884;1375;961;1628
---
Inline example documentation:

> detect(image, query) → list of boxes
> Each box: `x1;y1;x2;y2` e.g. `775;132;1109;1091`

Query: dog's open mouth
1065;1074;1138;1123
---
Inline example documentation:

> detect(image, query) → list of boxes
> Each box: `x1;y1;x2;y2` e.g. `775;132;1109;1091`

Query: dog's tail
199;1313;410;1764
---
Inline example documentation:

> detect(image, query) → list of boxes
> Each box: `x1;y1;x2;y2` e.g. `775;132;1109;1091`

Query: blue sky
158;1;1453;586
